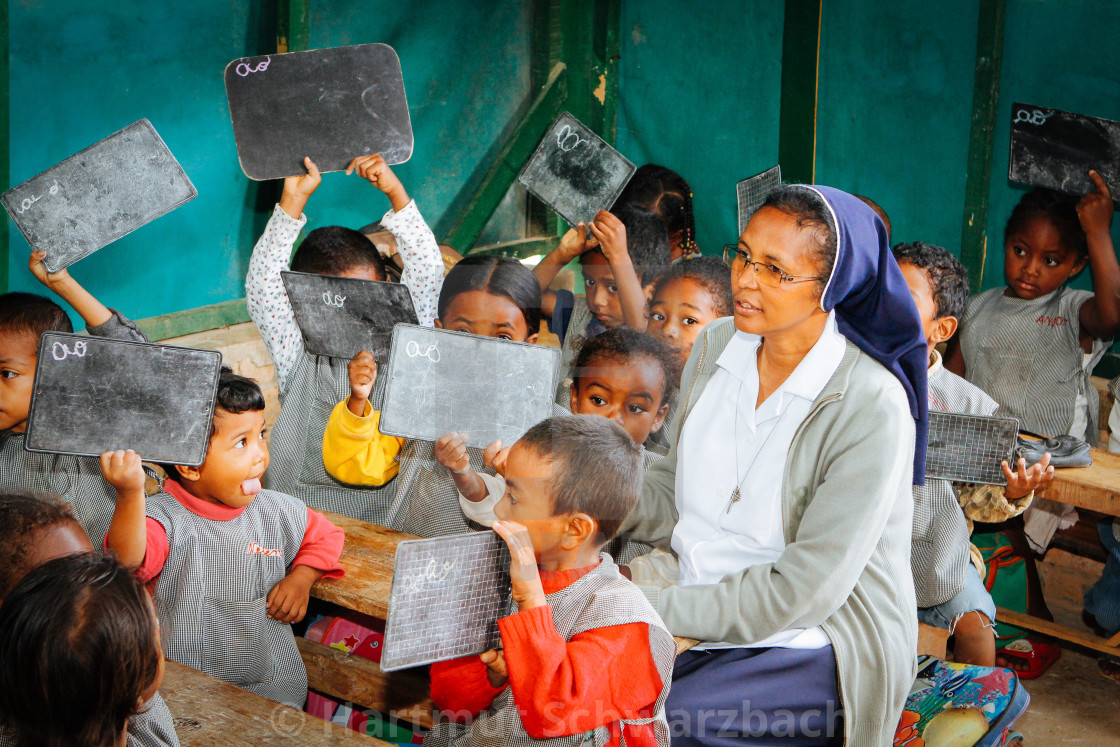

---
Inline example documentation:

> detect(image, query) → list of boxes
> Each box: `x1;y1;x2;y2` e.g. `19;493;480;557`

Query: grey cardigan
624;318;917;746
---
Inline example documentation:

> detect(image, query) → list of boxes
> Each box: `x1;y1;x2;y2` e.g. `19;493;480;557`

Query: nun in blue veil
622;185;926;746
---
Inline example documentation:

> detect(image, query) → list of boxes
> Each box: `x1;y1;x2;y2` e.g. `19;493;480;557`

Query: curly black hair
892;241;970;320
571;327;680;406
1004;188;1087;259
652;255;733;317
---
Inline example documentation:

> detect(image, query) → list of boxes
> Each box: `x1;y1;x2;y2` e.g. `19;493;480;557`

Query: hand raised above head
28;249;70;289
1077;169;1114;237
279;157;321;219
99;449;146;494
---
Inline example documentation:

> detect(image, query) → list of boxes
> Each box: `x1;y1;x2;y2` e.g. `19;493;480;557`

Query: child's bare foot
995;637;1061;678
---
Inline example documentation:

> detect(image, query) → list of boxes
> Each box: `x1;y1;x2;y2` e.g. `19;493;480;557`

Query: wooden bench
161;659;386;745
994;446;1120;656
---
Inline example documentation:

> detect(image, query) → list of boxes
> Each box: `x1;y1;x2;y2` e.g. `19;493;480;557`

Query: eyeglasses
722;245;825;287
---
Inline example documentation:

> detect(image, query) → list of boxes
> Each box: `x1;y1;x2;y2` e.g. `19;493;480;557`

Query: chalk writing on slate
25;333;221;466
518;112;636;229
282;271;417;361
379;325;560;449
1009;103;1120;201
925;411;1019;485
225;43;414;180
1;119;197;274
382;532;514;671
737;165;782;235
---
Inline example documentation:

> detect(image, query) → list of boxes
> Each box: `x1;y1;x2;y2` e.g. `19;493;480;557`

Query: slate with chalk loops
1009;103;1120;201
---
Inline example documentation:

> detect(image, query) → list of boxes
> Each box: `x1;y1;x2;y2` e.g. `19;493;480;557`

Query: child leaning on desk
426;415;675;747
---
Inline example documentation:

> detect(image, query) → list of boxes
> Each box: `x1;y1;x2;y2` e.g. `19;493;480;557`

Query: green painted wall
6;1;531;327
979;0;1120;293
614;1;785;254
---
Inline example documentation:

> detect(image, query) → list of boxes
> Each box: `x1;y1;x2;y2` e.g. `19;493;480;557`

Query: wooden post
277;0;310;53
960;0;1007;290
777;0;822;185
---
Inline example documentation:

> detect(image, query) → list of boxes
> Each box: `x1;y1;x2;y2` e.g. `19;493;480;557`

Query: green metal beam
960;0;1007;291
777;0;822;185
469;236;563;260
0;0;10;293
277;0;310;53
135;298;251;342
442;62;569;254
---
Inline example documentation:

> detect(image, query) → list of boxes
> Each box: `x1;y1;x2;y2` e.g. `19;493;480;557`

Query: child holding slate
0;553;171;747
946;173;1120;554
426;415;675;747
247;153;443;523
896;242;1054;666
441;328;678;563
0;251;150;549
322;256;548;538
0;491;178;747
101;369;345;707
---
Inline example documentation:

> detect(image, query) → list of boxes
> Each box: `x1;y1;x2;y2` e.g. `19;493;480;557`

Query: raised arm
1078;170;1120;340
534;227;589;319
100;450;150;569
246;157;320;391
347;154;443;327
589;211;648;330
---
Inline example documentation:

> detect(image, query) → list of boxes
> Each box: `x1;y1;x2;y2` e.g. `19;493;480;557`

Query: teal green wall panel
815;0;979;251
304;0;532;248
980;0;1120;293
7;2;278;327
614;1;784;254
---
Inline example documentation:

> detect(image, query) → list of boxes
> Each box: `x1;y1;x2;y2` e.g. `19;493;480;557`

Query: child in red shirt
426;415;675;747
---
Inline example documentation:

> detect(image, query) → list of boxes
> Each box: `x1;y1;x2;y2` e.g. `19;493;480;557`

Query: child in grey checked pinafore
246;154;443;523
896;241;1054;665
1;270;150;550
322;256;545;537
101;370;345;706
427;416;674;747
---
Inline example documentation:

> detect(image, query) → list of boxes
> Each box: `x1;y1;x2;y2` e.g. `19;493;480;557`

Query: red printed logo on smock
246;542;282;557
1036;314;1068;328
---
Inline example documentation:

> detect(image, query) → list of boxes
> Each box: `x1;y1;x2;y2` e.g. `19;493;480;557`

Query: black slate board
925;411;1019;486
379;325;560;448
381;532;515;672
225;43;413;180
518;111;636;229
282;271;417;361
25;333;222;466
1;120;197;273
737;165;782;235
1009;103;1120;200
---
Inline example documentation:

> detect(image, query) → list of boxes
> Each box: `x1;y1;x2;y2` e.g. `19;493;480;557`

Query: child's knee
950;609;993;638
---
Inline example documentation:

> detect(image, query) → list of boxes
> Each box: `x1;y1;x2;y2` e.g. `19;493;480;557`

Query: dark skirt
666;646;844;747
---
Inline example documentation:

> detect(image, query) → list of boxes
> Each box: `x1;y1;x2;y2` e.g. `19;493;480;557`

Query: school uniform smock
247;201;443;523
0;310;148;550
133;480;344;706
426;558;675;747
0;691;180;747
914;351;1033;609
959;285;1109;443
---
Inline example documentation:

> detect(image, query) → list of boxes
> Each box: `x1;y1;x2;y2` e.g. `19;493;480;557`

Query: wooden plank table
311;511;416;618
161;659;386;745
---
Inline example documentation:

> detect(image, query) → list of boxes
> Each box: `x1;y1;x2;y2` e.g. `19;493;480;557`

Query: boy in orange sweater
426;415;675;747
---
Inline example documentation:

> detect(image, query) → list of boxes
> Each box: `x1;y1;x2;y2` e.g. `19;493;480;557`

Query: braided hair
615;164;698;259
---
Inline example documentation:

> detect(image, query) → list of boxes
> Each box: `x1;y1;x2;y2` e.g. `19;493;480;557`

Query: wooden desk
311;511;416;617
161;659;386;745
1038;447;1120;517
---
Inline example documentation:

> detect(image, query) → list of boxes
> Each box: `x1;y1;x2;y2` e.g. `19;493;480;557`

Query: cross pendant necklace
728;378;786;514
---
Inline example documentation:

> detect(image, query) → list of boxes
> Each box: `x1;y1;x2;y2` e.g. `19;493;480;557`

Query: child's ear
569;383;578;412
560;513;597;551
930;315;959;347
649;401;670;434
1071;254;1089;276
174;464;202;483
434;318;444;329
644;283;656;303
526;331;539;344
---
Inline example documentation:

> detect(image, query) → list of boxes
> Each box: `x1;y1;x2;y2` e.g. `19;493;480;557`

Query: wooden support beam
469;236;562;259
298;637;434;729
777;0;822;185
277;0;310;53
442;63;569;254
0;0;10;293
134;298;251;342
959;0;1007;290
996;607;1120;658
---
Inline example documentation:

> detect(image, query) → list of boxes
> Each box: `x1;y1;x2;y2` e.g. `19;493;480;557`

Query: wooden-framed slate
281;271;417;361
381;531;514;672
1;119;197;274
379;325;560;448
225;43;413;180
1009;103;1120;201
24;333;222;466
925;411;1019;486
517;111;636;229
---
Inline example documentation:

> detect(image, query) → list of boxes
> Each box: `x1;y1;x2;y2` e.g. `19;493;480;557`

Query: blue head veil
798;185;928;485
